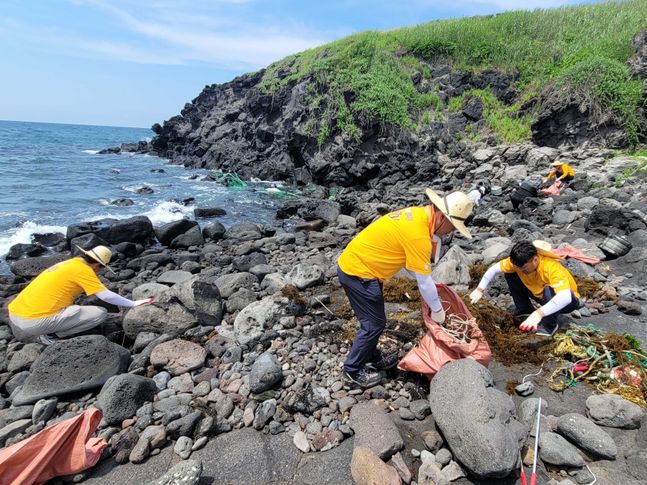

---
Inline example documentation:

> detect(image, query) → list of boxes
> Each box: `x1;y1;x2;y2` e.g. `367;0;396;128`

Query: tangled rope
438;314;477;344
547;324;647;406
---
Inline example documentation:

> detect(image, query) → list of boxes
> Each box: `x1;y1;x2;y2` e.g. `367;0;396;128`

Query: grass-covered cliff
261;0;647;145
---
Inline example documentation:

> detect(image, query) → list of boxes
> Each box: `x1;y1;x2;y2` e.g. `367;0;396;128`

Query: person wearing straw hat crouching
469;240;582;337
544;160;575;185
7;245;152;345
337;189;474;388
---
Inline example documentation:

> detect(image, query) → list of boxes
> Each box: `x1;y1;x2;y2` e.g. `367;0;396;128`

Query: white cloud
36;0;330;68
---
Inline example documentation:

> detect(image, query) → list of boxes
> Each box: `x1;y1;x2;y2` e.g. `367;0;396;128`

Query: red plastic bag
398;284;492;379
540;180;562;196
0;408;107;485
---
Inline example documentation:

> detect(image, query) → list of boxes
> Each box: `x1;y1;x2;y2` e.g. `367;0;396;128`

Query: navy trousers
337;266;386;374
504;272;580;326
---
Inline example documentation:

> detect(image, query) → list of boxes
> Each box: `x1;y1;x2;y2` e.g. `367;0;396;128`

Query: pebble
174;436;193;459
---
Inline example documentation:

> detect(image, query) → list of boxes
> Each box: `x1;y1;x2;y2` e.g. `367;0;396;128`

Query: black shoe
343;368;383;389
366;352;399;371
536;323;558;337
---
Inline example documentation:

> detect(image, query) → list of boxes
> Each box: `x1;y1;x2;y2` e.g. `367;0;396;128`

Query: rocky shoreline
1;141;647;484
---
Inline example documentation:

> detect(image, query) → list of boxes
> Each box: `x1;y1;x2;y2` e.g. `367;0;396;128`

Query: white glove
469;288;483;304
431;307;446;324
133;297;155;307
519;310;543;332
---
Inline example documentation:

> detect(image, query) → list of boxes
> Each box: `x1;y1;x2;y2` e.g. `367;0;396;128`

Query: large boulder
172;276;223;326
285;264;324;289
224;223;263;241
6;243;46;260
12;336;130;405
170;226;205;249
155;219;198;246
123;303;198;338
349;402;404;460
232;297;282;344
428;359;526;478
585;394;644;429
97;374;157;426
215;272;258;298
10;255;67;278
431;245;471;286
556;413;617;460
539;432;585;468
67;216;154;245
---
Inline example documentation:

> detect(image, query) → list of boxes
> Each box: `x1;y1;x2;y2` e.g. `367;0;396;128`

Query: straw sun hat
425;189;474;239
532;240;562;259
76;245;114;270
551;161;563;167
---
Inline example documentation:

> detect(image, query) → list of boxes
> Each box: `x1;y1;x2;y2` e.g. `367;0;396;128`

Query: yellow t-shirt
499;255;580;299
548;163;574;180
338;206;432;281
8;257;107;318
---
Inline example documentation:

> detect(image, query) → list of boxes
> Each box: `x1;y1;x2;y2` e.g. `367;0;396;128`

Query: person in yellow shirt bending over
545;160;575;184
469;240;582;338
8;245;152;345
337;189;474;388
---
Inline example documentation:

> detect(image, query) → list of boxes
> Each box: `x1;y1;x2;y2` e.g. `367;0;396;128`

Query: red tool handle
521;472;527;485
530;473;537;485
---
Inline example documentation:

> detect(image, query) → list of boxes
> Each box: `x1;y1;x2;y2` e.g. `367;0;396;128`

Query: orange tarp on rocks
0;408;107;485
398;284;492;379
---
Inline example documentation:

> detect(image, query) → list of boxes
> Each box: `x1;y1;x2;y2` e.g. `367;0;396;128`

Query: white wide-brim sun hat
75;245;114;271
532;240;562;259
425;189;474;239
551;161;563;167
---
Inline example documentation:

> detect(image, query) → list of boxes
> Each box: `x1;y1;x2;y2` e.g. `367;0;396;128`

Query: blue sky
0;0;604;128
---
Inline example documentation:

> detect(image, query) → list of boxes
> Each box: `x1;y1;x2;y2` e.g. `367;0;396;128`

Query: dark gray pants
504;272;580;326
337;266;386;374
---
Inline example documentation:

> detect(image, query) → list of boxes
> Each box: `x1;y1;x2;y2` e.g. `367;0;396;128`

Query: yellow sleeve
546;169;556;181
499;258;515;273
76;265;107;296
545;262;572;293
403;237;432;274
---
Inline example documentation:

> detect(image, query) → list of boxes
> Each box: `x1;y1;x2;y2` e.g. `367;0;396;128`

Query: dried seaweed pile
465;297;555;366
383;277;421;310
573;277;603;300
548;324;647;406
469;264;488;289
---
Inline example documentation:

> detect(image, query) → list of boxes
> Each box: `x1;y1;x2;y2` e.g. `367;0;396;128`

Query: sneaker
366;352;399;371
39;334;61;345
343;368;383;389
535;323;558;337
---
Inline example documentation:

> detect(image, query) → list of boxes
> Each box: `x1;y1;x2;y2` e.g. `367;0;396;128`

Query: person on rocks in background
467;185;487;207
7;245;153;345
469;240;582;337
337;189;474;388
544;160;575;185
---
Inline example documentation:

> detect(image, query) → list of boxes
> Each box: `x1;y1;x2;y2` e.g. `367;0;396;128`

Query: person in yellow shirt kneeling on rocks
545;160;575;184
469;240;582;337
8;245;152;345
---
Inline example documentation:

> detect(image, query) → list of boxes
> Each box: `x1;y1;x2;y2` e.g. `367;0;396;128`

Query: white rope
522;366;543;383
585;464;597;485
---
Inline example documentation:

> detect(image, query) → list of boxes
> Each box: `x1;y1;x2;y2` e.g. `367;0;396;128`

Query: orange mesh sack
398;284;492;379
0;408;107;485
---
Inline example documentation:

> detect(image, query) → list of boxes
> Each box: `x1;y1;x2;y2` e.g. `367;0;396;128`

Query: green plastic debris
211;170;247;188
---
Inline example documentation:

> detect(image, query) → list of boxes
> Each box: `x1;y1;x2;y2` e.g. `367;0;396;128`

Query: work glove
133;297;155;307
431;307;446;324
469;288;483;304
519;310;543;332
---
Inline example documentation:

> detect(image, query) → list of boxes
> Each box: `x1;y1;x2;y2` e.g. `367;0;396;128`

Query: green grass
261;0;647;144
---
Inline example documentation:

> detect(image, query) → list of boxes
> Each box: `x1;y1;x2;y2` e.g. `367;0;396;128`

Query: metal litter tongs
520;397;542;485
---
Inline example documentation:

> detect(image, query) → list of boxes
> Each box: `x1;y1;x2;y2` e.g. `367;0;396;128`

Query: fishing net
211;170;247;188
546;324;647;406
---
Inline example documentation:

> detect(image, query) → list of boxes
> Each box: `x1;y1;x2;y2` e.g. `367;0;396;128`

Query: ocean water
0;120;296;274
